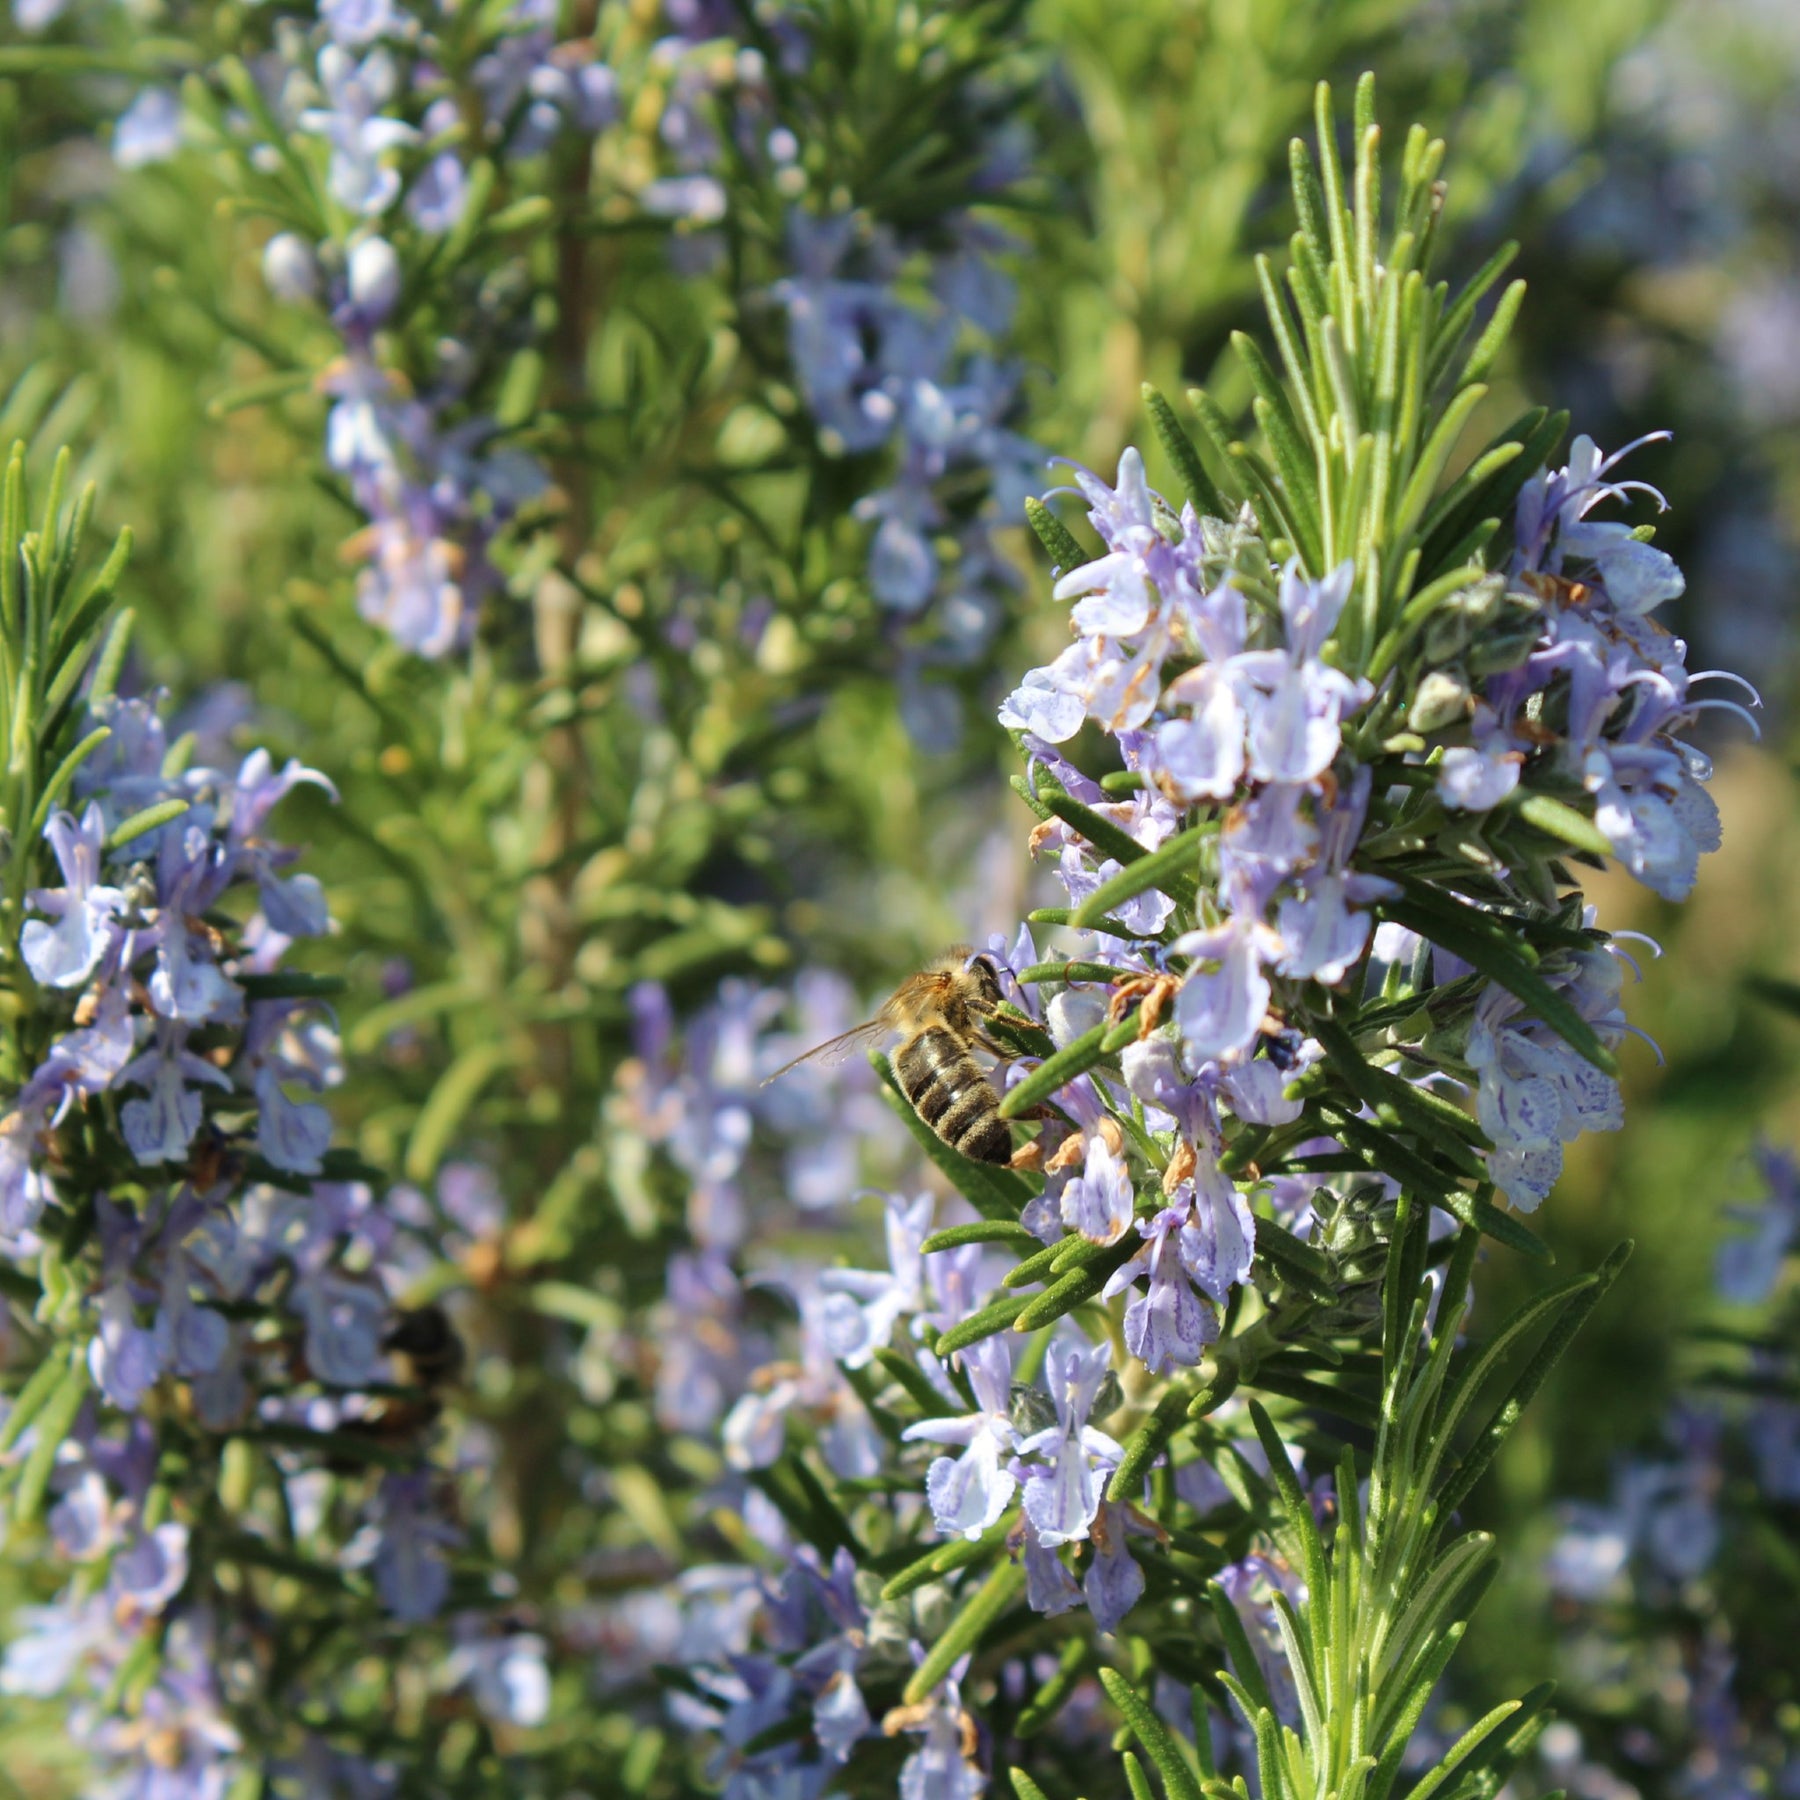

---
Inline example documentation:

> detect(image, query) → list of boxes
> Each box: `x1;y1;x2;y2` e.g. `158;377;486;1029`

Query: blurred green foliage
0;0;1796;1790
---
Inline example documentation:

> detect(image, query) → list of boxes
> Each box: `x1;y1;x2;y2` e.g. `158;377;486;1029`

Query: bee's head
965;953;1005;1015
383;1305;454;1357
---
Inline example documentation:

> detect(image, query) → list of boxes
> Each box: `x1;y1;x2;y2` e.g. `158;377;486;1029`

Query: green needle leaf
1011;1245;1134;1332
105;798;190;850
997;1022;1109;1120
1435;1241;1633;1516
1108;1383;1191;1502
919;1221;1039;1254
1508;793;1614;860
26;727;111;842
1144;384;1228;517
1025;496;1086;574
881;1518;1009;1601
902;1558;1024;1704
11;1352;89;1525
1037;785;1161;871
1071;822;1204;925
1098;1667;1203;1800
934;1292;1030;1357
406;1040;517;1183
1016;1636;1092;1738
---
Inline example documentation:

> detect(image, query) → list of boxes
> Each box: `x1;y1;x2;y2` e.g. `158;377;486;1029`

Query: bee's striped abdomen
895;1027;1012;1165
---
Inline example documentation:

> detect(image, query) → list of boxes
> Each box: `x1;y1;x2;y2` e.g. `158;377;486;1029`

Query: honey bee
383;1304;466;1395
765;949;1016;1165
335;1305;465;1460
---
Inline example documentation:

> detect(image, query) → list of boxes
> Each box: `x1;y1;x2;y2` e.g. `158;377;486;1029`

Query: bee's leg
1004;1106;1065;1170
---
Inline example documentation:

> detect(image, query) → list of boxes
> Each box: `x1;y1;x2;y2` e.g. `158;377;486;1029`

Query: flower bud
347;236;401;323
262;232;320;304
1423;571;1506;662
1409;670;1472;734
1465;601;1543;675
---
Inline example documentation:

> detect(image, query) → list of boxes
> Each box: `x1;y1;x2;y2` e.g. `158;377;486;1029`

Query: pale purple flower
444;1627;551;1727
864;502;938;613
13;0;70;31
0;1596;115;1697
1585;746;1720;902
408;101;469;233
1102;1131;1252;1376
1017;1340;1121;1547
895;1660;986;1800
1051;448;1159;636
49;1472;119;1563
1274;769;1399;983
147;826;242;1022
25;984;137;1122
1437;704;1523;812
253;1065;333;1174
769;1548;872;1762
814;1192;931;1368
354;502;470;659
572;62;619;132
22;804;126;990
114;88;183;169
1749;1401;1800;1502
230;747;338;845
654;1252;761;1433
345;235;402;326
1108;1201;1218;1375
263;233;321;304
110;1522;191;1622
1218;1555;1307;1725
1172;917;1276;1066
320;0;399;47
1517;435;1686;615
159;1229;231;1379
118;1025;231;1166
997;665;1087;742
710;1371;786;1468
1179;1171;1257;1304
292;1270;386;1387
1716;1146;1799;1305
1469;951;1625;1210
300;47;418;218
1219;1056;1304;1126
372;1473;459;1622
243;998;338;1175
903;1337;1019;1540
1084;1499;1147;1634
1059;1135;1136;1245
1218;780;1316;915
1020;1514;1082;1616
90;1283;167;1412
1152;663;1246;801
1236;560;1369;784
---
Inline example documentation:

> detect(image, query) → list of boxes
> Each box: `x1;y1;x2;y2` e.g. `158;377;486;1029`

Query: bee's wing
760;1014;895;1085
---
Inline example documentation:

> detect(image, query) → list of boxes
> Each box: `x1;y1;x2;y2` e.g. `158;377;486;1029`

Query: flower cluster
1541;1144;1800;1799
265;0;623;656
999;423;1747;1220
0;680;502;1793
779;209;1041;740
100;0;781;661
1433;434;1751;902
1003;461;1397;1065
4;694;338;1219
